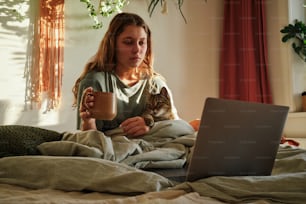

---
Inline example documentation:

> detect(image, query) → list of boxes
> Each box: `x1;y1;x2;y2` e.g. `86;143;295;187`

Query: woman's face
115;25;148;69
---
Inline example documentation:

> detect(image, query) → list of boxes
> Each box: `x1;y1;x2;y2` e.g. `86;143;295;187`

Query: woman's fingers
80;87;95;119
85;94;94;108
120;116;149;137
121;116;140;126
80;109;91;118
80;87;94;110
126;125;149;137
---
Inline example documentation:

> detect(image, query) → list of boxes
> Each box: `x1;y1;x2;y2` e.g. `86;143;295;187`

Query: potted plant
280;19;306;62
301;91;306;112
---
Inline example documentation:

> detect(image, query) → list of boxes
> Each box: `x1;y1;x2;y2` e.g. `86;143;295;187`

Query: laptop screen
186;98;289;182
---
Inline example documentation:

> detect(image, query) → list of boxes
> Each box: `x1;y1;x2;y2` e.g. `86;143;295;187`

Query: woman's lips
130;57;141;62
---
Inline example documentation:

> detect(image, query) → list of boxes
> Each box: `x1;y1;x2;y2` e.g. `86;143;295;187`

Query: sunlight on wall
0;1;61;128
0;19;28;124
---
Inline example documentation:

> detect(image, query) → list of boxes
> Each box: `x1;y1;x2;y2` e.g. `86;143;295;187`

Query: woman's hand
120;116;150;137
79;87;97;130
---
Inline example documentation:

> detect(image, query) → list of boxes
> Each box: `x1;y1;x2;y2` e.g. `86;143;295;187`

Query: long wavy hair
72;12;156;107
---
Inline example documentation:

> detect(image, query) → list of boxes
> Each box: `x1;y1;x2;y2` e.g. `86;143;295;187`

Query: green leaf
281;34;293;42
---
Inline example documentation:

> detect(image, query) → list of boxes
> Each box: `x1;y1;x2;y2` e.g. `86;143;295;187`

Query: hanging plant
280;19;306;62
80;0;129;29
148;0;186;23
80;0;185;29
148;0;207;24
80;0;209;29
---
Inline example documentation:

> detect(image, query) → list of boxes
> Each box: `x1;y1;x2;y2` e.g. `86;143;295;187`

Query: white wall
0;0;223;132
288;0;306;111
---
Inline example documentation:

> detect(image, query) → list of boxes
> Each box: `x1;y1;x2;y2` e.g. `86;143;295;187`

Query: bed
0;120;306;204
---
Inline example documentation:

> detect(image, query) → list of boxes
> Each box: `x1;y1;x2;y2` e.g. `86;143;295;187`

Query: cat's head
147;87;172;118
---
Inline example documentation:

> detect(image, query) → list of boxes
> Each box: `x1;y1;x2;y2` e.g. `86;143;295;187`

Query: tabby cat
142;87;175;127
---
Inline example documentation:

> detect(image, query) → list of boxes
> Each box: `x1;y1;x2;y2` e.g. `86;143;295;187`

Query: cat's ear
160;87;169;98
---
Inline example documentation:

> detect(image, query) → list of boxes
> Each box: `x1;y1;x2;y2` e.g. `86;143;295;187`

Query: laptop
149;97;289;182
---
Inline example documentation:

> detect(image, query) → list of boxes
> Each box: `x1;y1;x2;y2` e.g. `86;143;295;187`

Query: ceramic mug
83;91;117;120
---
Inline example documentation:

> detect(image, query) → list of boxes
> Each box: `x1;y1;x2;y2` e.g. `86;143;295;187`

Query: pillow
0;156;173;194
0;125;62;157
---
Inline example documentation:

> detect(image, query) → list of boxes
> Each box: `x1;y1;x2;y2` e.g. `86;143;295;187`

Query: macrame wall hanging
25;0;64;112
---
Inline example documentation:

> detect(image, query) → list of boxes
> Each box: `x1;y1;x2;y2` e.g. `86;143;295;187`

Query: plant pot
302;92;306;112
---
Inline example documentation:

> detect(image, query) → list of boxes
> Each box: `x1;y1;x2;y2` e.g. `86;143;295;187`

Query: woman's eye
122;39;146;46
123;40;133;45
139;41;146;46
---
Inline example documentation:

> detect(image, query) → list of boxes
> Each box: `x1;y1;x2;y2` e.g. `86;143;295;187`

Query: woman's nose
132;43;140;53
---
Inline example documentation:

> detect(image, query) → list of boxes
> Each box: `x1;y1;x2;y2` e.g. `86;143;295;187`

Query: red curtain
219;0;272;103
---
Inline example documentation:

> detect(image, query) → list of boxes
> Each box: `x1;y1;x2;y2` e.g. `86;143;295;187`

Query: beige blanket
0;183;226;204
0;145;305;204
174;145;306;203
0;156;174;194
1;119;306;203
37;119;196;169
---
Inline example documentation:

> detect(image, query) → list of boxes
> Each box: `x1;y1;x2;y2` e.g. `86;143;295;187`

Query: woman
72;12;179;137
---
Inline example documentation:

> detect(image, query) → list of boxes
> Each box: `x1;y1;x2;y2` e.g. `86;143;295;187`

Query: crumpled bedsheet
1;120;306;203
173;145;306;204
37;119;196;169
0;146;305;204
0;155;173;194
